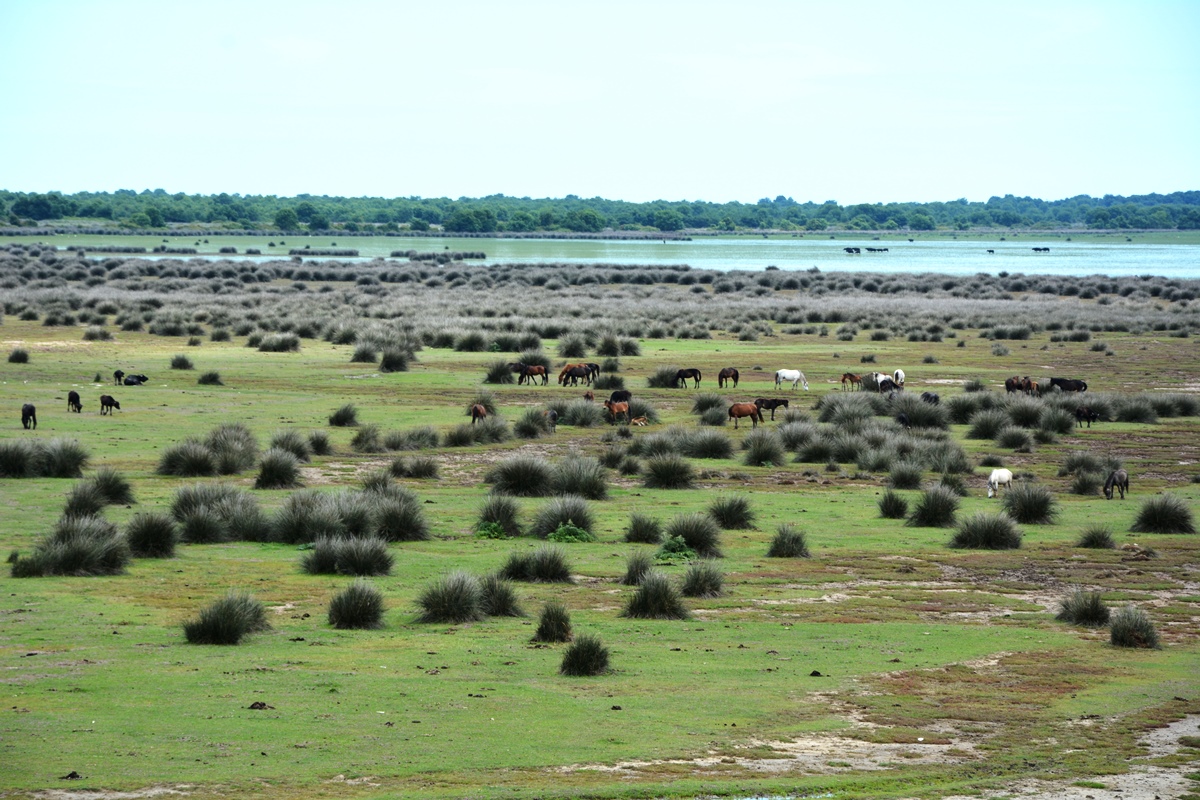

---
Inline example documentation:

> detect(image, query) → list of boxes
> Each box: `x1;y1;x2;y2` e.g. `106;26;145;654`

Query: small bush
665;513;722;557
643;454;695;489
906;485;960;527
416;571;485;623
680;560;724;597
1130;494;1195;534
8;348;29;364
125;512;178;558
1076;525;1116;549
1056;589;1110;627
967;409;1009;440
258;332;301;352
888;461;924;490
767;523;810;557
270;429;312;462
351;424;384;453
11;515;130;578
476;495;522;537
550;456;608;500
624;513;663;544
708;495;754;529
530;495;594;539
742;430;786;467
560;634;610;676
206;422;259;475
621;550;654;585
699;407;728;426
878;489;909;519
308;430;332;456
328;403;358;427
329;580;386;629
392;455;439;479
170;354;194;370
1109;605;1159;649
949;512;1021;549
623;571;689;619
513;407;550;439
996;425;1034;452
488;455;553;497
1070;471;1105;496
63;481;108;519
533;601;572;642
372;492;431;542
480;573;524;617
183;592;268;645
500;545;572;582
157;440;216;477
691;393;726;414
1001;482;1057;524
378;348;409;373
387;426;439;451
484;359;515;384
547;522;596;543
197;371;223;385
304;536;393;576
39;438;91;479
646;364;682;389
255;447;302;489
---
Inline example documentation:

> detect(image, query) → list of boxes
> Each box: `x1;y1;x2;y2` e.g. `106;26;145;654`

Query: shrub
255;447;302;489
1109;605;1159;649
767;523;810;557
480;574;524;617
878;489;909;519
270;429;312;462
329;580;386;629
350;343;378;364
372;492;431;542
157;440;216;477
533;601;572;642
680;560;724;597
488;456;553;497
560;634;610;676
949;512;1021;549
906;485;960;527
514;407;550;439
621;550;654;585
308;430;333;456
708;495;754;529
125;512;178;558
742;430;786;467
996;425;1034;452
1131;494;1195;534
39;438;91;478
530;495;593;539
471;416;511;444
477;495;522;537
197;371;223;385
170;354;194;370
1059;450;1108;477
258;332;301;352
469;390;499;416
699;407;728;426
691;393;726;414
210;328;231;342
11;515;130;578
624;513;663;544
548;521;596;543
622;571;689;619
329;536;394;576
0;440;36;478
1070;471;1105;496
665;513;722;557
63;481;107;519
646;364;682;389
680;428;734;459
483;359;515;384
179;506;228;544
378;348;409;373
351;424;383;453
387;426;439;451
183;592;268;645
416;571;485;623
455;331;490;352
1056;589;1110;627
500;545;572;582
888;461;924;490
1001;482;1057;524
1077;525;1116;549
8;348;29;363
643;455;695;489
392;455;439;479
1039;407;1076;435
329;403;358;427
967;409;1009;440
550;457;608;500
206;422;258;475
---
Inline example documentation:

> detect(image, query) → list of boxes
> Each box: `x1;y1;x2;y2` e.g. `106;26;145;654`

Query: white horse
775;369;809;390
987;468;1013;498
893;368;905;387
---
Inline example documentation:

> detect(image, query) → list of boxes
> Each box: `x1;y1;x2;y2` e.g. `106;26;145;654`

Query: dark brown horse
1075;406;1099;428
754;397;789;420
558;363;587;385
718;367;739;388
675;368;702;389
1004;376;1022;394
516;364;548;385
728;402;763;429
470;404;487;424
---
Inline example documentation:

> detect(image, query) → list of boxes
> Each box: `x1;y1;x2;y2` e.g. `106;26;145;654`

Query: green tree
506;211;536;232
409;218;430;232
145;206;165;227
652;209;685;231
274;208;299;230
909;213;936;231
295;202;317;223
564;208;605;232
309;214;330;231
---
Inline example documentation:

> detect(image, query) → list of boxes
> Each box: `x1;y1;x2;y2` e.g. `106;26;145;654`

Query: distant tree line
2;188;1199;232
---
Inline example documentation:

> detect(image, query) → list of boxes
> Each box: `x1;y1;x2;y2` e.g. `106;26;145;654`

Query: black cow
113;370;125;385
67;391;82;413
1075;406;1099;428
754;397;789;420
100;395;121;415
21;404;37;429
123;374;149;386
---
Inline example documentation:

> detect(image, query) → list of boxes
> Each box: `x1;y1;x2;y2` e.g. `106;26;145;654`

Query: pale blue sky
1;0;1197;204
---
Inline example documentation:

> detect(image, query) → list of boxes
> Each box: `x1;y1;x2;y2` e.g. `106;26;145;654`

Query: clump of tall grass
1130;494;1195;534
206;422;259;474
691;393;726;414
906;485;960;527
967;409;1009;440
550;456;608;500
643;455;695;489
10;515;130;578
302;536;393;576
351;424;384;453
514;408;551;439
183;592;269;645
1109;605;1159;649
480;573;524;617
680;560;724;597
1001;482;1057;524
37;438;91;479
483;359;516;384
63;481;107;518
665;513;722;557
386;426;440;451
257;332;301;352
416;571;485;623
125;512;178;558
624;513;663;544
1056;590;1110;627
1070;471;1105;496
476;495;522;538
533;602;572;642
708;495;754;529
742;429;786;467
255;447;302;489
8;348;29;363
329;580;386;629
308;430;333;456
646;364;682;389
621;550;654;585
269;429;312;462
878;489;909;519
197;371;223;385
157;440;216;477
1076;525;1116;549
371;490;431;542
170;354;194;370
767;523;810;557
996;426;1034;452
530;495;593;539
622;571;689;619
699;407;728;426
888;461;924;490
499;545;572;582
378;348;409;373
560;634;610;676
949;513;1021;549
488;455;553;497
390;455;439;479
328;403;358;427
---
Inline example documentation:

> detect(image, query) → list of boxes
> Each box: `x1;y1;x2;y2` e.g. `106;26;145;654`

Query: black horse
67;391;82;413
920;391;940;405
1075;406;1099;428
1050;377;1087;393
608;390;632;404
561;366;590;387
754;397;789;420
674;368;702;389
21;404;37;429
1104;469;1129;500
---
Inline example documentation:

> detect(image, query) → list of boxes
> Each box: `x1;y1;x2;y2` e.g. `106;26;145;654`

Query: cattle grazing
840;372;861;391
728;402;763;428
67;391;82;413
21;404;37;429
630;416;648;427
754;397;789;420
718;367;739;388
1104;469;1129;500
124;374;149;386
987;468;1014;498
603;400;629;423
1050;377;1087;393
113;370;125;385
608;390;632;404
892;369;905;387
100;395;120;415
469;404;487;425
543;409;558;434
1075;406;1099;428
843;247;861;254
774;369;809;391
920;391;940;405
674;368;702;389
582;390;594;402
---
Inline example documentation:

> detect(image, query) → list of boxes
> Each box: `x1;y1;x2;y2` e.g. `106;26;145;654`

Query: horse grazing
718;367;739;388
728;402;763;429
100;395;120;415
920;391;940;405
1004;376;1023;394
675;368;702;389
560;365;591;386
113;370;125;385
67;391;82;413
892;369;905;387
1104;469;1129;500
608;390;632;404
1050;377;1088;393
775;369;809;391
840;373;861;391
21;403;37;429
1075;406;1099;428
603;400;629;423
514;364;548;386
583;390;594;402
987;468;1013;498
469;404;487;425
584;363;601;382
543;409;558;434
754;397;789;420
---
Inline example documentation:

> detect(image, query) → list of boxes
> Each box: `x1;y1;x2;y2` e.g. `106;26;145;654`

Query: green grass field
2;270;1199;799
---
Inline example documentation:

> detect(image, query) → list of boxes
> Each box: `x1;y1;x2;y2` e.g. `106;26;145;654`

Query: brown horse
470;404;487;425
840;373;861;391
718;367;739;388
558;363;587;385
603;400;629;423
1005;376;1023;394
583;390;594;402
516;364;548;385
728;402;763;429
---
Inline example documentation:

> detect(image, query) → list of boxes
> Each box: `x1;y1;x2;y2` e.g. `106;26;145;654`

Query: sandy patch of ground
28;785;195;800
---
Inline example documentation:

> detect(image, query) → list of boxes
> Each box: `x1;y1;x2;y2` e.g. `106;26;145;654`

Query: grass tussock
10;515;130;578
1109;605;1160;649
949;512;1022;550
643;454;695;489
878;489;909;519
183;592;268;645
560;634;610;676
622;571;689;619
680;560;724;598
329;403;359;427
906;485;960;527
621;550;654;585
1001;482;1058;524
1076;525;1117;549
480;573;524;617
328;580;386;629
767;523;810;557
529;495;593;539
416;571;485;624
624;513;663;544
125;512;178;558
499;545;572;583
1130;493;1195;534
665;513;722;557
488;455;553;497
533;602;572;642
707;495;755;529
1056;589;1110;627
255;447;302;489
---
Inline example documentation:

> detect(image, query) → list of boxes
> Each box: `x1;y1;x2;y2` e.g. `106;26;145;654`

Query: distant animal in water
603;400;629;423
123;374;149;386
1075;406;1099;428
67;391;82;413
1032;247;1050;252
987;468;1014;498
775;369;809;390
608;390;632;404
986;249;995;254
840;372;861;391
630;416;648;427
582;390;594;402
100;395;120;415
892;369;905;387
718;367;739;388
543;408;558;434
754;397;789;420
469;404;487;424
113;370;125;385
21;403;37;429
1050;377;1087;393
674;368;702;389
920;391;940;405
1104;469;1129;500
728;402;764;429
